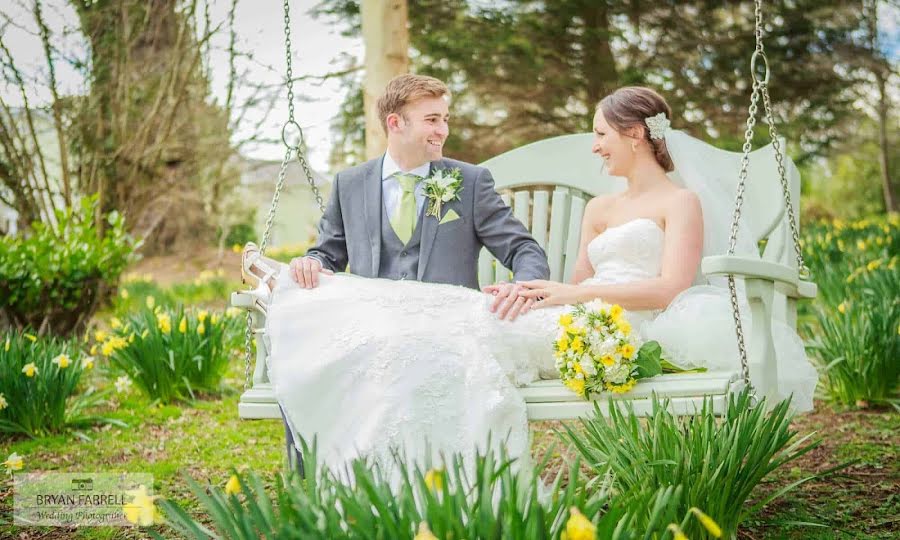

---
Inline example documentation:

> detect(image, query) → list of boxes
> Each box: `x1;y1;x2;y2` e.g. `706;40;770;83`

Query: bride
242;86;818;481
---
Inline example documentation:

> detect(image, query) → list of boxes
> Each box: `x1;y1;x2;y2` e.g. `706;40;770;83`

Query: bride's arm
570;197;608;284
521;191;703;311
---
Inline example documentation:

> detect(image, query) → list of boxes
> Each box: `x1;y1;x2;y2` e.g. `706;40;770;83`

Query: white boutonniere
423;167;463;219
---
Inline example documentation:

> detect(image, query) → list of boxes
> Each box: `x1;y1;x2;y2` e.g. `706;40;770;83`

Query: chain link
727;75;761;393
724;0;811;401
244;0;327;391
244;309;254;391
760;85;809;278
726;0;764;396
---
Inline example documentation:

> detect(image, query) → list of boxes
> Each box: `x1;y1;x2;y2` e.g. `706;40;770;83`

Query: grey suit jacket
305;156;550;289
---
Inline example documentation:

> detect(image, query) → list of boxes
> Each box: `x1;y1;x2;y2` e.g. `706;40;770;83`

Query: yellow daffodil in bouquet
554;300;688;398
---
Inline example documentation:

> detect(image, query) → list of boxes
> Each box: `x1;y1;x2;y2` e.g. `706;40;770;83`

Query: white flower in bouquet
554;301;667;398
604;362;632;385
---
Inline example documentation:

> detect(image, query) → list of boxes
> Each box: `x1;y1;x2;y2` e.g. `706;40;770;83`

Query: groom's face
389;96;450;165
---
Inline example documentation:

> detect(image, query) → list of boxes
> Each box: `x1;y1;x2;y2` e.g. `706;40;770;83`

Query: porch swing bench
232;132;816;421
232;0;815;423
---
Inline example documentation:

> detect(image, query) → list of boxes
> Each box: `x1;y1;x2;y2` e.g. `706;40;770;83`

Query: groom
292;73;550;319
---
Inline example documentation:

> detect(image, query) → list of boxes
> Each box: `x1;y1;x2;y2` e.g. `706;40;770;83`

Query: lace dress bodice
584;217;665;285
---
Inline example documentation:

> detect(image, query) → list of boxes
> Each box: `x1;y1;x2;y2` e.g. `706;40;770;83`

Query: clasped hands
482;280;582;320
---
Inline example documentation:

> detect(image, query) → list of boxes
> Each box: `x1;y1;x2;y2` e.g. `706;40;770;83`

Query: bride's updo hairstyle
598;87;674;172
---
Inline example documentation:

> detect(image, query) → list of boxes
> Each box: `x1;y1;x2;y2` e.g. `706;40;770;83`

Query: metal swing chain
726;0;810;399
243;0;327;391
760;85;809;279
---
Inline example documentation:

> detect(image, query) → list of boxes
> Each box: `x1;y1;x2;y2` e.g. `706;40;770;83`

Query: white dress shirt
381;151;430;220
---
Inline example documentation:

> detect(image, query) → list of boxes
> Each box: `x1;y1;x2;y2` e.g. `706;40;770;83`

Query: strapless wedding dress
266;218;817;481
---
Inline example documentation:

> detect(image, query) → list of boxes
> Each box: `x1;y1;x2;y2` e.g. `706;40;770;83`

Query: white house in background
1;108;57;237
0;201;17;235
238;156;332;247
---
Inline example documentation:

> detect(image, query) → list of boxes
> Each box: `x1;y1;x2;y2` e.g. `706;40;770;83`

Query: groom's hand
482;282;534;321
290;256;333;289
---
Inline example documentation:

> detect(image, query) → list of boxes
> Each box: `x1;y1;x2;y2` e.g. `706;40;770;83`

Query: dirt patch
743;405;899;538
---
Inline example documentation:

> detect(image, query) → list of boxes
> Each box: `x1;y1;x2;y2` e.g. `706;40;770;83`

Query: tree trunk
361;0;409;159
865;0;896;213
580;1;618;114
875;72;896;212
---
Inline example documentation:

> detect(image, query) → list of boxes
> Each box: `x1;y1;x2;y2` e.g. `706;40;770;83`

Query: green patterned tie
390;173;420;244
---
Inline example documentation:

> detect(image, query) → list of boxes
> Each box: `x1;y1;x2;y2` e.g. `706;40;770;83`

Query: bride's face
591;108;636;177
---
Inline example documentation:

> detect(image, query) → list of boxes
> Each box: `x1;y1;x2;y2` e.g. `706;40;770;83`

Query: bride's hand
517;280;582;308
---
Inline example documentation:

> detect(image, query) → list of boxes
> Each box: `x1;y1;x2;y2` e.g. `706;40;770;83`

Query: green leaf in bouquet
634;340;662;379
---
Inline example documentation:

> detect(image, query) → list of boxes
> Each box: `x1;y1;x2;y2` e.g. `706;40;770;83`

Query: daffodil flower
82;357;95;370
52;353;71;369
666;524;688;540
123;485;162;526
178;317;187;333
0;393;7;410
115;376;132;394
3;452;23;473
424;467;444;492
24;333;37;342
197;322;206;336
22;363;38;377
564;507;596;540
690;507;723;538
414;522;439;540
3;337;9;352
156;313;171;334
225;475;241;495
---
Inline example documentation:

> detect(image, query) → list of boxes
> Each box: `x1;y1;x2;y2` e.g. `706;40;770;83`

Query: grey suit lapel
364;157;383;276
417;159;443;280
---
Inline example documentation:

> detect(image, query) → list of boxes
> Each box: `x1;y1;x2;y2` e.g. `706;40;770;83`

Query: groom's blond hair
377;74;450;133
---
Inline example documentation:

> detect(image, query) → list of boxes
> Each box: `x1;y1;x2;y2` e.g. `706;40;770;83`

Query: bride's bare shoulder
665;188;702;221
586;194;616;213
584;195;615;226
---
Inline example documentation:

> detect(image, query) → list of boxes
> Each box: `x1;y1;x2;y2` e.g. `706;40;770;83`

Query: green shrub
806;267;899;407
562;391;827;539
800;214;900;406
222;221;257;248
0;195;138;336
156;439;724;539
0;330;123;438
101;305;244;403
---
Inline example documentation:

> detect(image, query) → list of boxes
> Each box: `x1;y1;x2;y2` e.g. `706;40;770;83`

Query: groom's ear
386;112;404;133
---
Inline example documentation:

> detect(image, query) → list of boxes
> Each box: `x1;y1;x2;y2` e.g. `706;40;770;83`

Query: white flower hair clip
645;112;670;140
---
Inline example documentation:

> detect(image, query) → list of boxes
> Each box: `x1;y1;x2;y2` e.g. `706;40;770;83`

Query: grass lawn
3;356;896;539
1;252;897;538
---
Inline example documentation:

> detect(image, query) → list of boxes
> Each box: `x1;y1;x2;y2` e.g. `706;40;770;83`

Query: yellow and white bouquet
554;300;665;398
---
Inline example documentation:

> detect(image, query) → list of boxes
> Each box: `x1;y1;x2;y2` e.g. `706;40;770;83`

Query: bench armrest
230;291;270;313
701;255;817;299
